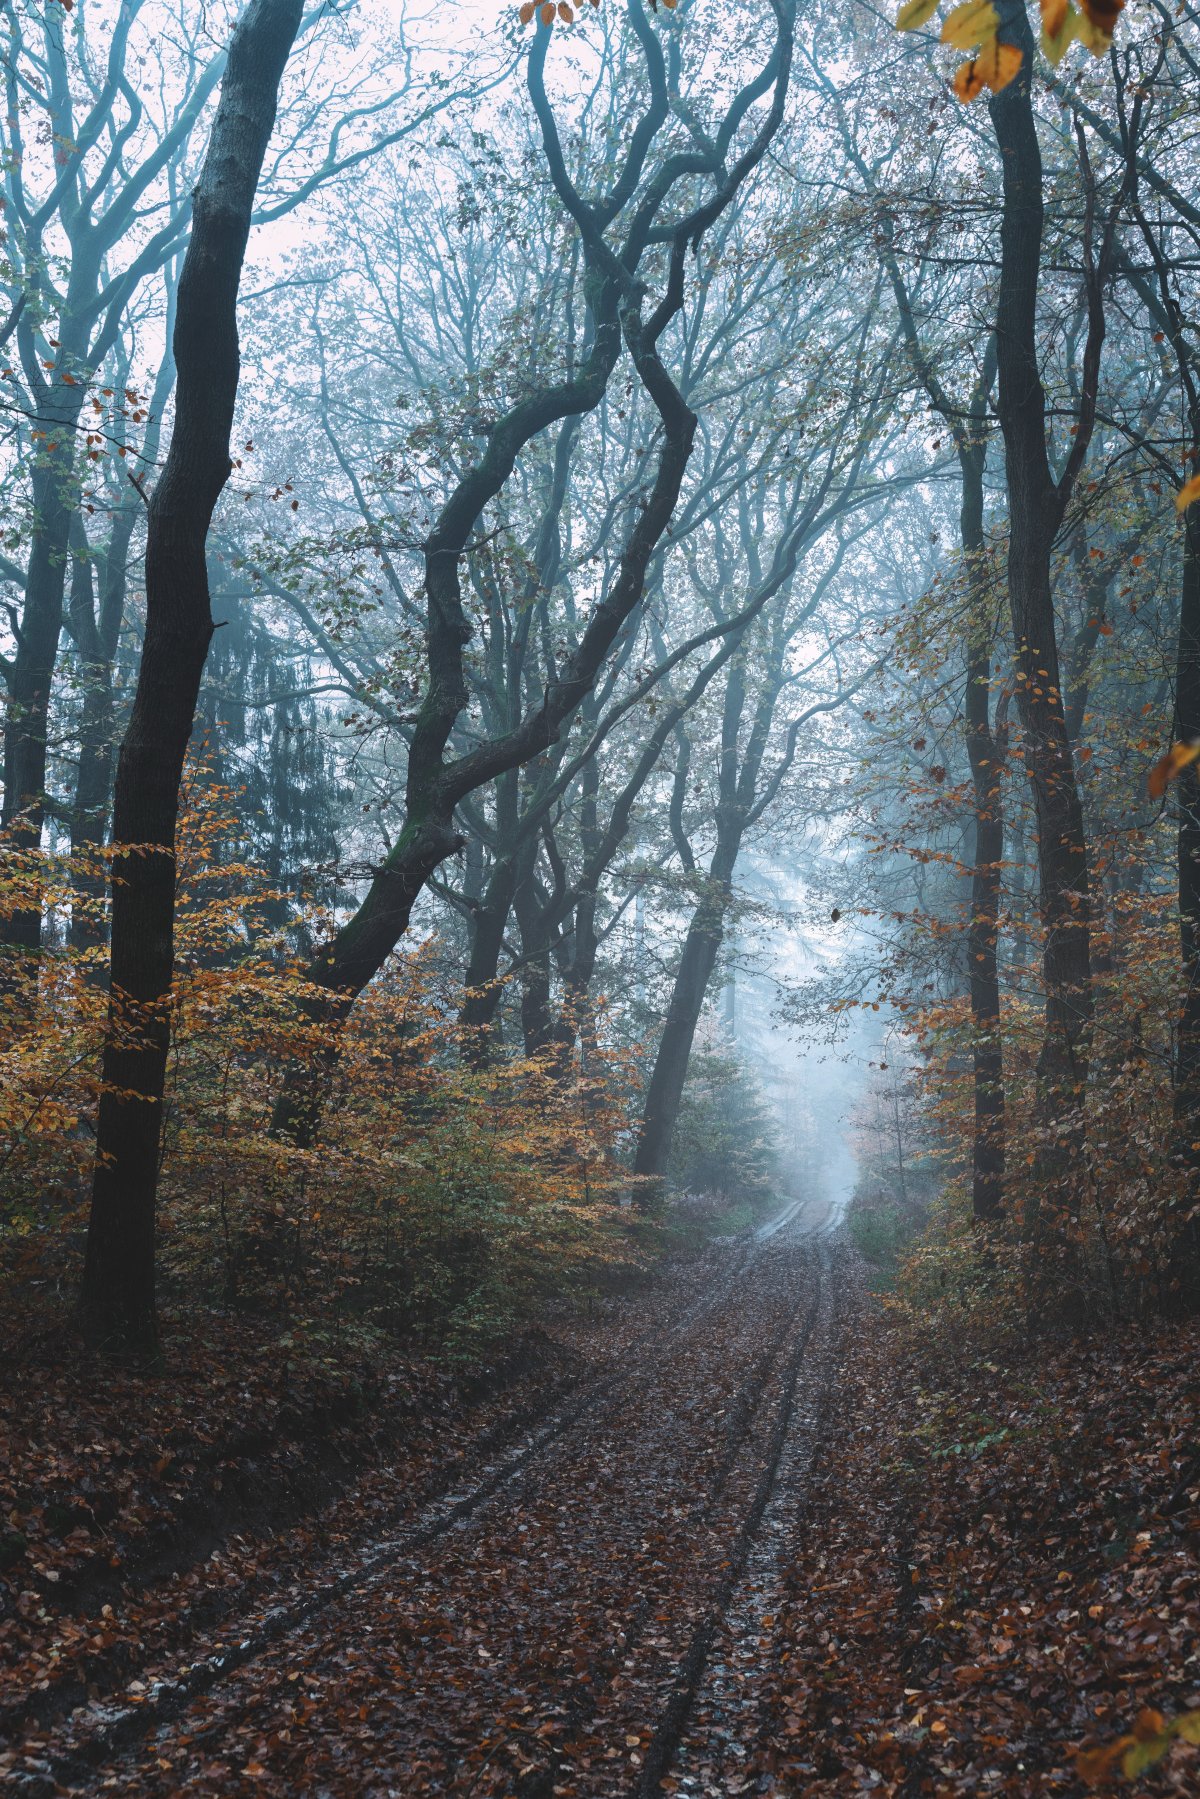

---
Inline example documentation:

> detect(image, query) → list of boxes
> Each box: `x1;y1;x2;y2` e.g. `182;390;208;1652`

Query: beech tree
0;0;492;958
270;1;799;1139
82;0;308;1354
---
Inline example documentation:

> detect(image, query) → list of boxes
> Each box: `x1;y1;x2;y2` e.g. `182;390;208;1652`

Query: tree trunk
960;444;1007;1224
634;838;738;1184
67;505;139;956
80;0;304;1356
3;394;87;955
1174;504;1200;1142
988;21;1093;1203
272;301;699;1138
265;5;795;1141
514;862;556;1060
459;848;520;1064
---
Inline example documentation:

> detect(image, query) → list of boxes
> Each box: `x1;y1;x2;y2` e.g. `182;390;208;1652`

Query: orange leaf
1040;0;1068;32
1176;472;1200;513
951;38;1021;100
984;40;1023;91
1075;1737;1134;1785
1148;739;1200;799
1078;0;1124;32
952;57;988;100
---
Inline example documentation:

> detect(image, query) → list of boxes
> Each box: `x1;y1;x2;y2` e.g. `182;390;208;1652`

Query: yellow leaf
1176;472;1200;513
1148;739;1200;800
1174;1711;1200;1744
896;0;940;27
1040;0;1068;33
941;0;999;48
1042;5;1079;65
1122;1730;1174;1778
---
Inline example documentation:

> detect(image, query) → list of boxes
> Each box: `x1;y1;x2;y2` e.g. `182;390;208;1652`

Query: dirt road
17;1201;859;1796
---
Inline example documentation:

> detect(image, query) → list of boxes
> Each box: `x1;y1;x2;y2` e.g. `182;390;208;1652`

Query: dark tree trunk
459;847;520;1065
272;291;700;1138
556;750;602;1051
633;836;738;1185
635;651;759;1185
3;389;87;955
513;858;556;1061
81;0;304;1356
1175;505;1200;1141
989;21;1094;1196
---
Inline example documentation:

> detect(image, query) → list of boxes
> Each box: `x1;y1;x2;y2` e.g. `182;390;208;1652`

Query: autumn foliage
895;0;1125;100
0;771;641;1358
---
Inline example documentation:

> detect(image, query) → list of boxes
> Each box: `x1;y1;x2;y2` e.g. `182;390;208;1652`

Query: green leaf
1121;1732;1174;1778
895;0;940;29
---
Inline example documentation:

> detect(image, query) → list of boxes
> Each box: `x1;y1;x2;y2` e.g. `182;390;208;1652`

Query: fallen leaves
0;1312;579;1742
3;1255;1197;1795
750;1312;1200;1794
1;1230;843;1795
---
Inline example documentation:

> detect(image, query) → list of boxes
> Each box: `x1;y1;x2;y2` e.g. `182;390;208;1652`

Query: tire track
433;1223;829;1796
633;1236;834;1796
664;1240;857;1796
19;1206;803;1791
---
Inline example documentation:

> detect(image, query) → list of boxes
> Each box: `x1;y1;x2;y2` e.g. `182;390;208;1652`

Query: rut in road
32;1212;859;1797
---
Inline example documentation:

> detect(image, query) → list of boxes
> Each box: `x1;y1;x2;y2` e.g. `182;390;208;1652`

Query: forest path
33;1204;860;1797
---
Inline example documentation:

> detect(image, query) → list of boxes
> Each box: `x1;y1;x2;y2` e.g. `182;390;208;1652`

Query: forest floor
1;1201;1198;1797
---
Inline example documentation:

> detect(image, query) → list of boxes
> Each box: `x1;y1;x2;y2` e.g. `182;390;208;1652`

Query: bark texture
988;15;1098;1200
81;0;304;1354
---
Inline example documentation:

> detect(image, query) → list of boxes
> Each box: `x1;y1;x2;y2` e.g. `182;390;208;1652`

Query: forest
1;0;1199;1790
